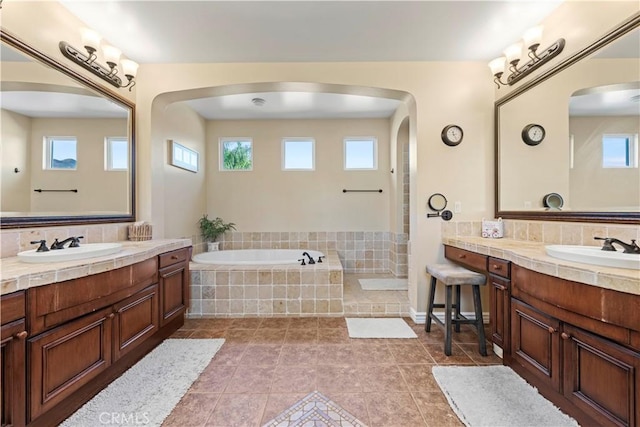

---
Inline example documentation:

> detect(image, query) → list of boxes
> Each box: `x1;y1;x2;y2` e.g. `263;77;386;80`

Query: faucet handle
594;236;616;251
30;240;49;252
298;258;306;266
70;236;84;248
318;256;325;263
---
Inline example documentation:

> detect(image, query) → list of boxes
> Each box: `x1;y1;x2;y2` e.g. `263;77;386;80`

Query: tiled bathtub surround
442;219;639;246
193;231;408;276
189;251;344;318
0;223;132;258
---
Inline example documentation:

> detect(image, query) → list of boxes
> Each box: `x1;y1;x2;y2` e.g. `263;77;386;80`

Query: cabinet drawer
488;257;511;279
159;248;190;269
1;291;25;326
444;245;487;272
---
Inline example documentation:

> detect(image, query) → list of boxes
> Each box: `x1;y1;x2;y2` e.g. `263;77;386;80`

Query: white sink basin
545;245;640;270
18;243;123;263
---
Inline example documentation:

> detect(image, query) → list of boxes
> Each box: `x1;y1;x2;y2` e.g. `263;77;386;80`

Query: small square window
220;138;253;171
44;137;77;170
344;137;377;170
282;138;315;170
106;137;129;170
602;134;638;168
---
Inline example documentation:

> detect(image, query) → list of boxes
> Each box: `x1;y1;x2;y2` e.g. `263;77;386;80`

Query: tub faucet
594;237;640;254
302;251;316;264
51;236;84;250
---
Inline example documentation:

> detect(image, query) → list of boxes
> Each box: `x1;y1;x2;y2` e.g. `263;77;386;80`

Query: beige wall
28;118;129;213
1;109;32;212
160;102;207;239
570;115;640;210
206;118;390;232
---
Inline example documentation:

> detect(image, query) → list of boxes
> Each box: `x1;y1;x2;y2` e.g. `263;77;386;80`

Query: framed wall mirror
495;14;639;223
1;30;135;228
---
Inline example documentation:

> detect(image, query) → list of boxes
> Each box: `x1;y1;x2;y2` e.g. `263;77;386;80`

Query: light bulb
121;59;139;78
523;26;544;50
81;28;101;53
504;43;523;64
488;57;506;76
102;45;122;67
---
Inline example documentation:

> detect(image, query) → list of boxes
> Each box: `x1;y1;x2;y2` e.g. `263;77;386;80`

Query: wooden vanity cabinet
158;248;191;326
488;257;511;358
112;283;159;361
1;291;27;427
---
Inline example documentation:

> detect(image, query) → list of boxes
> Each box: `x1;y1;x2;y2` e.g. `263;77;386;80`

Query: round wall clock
522;123;546;146
441;125;464;146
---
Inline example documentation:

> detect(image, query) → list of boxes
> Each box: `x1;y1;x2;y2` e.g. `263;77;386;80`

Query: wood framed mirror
495;14;639;224
1;29;136;228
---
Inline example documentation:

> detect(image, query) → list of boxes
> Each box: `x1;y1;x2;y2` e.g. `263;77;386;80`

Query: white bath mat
358;278;408;291
346;318;417;338
60;339;224;427
432;365;579;427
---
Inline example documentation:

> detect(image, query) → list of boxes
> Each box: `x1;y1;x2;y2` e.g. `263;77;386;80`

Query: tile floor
164;317;501;427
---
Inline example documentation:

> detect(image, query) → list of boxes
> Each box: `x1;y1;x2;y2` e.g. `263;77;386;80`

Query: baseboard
410;307;426;324
410;308;489;325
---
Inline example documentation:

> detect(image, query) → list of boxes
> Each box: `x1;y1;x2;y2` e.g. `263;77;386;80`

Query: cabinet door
1;320;27;427
28;309;112;420
563;324;640;427
511;298;561;391
490;275;510;356
113;284;159;361
159;262;189;327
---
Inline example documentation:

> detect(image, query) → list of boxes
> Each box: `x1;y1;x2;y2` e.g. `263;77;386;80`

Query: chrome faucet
50;236;84;250
594;237;640;254
302;251;316;264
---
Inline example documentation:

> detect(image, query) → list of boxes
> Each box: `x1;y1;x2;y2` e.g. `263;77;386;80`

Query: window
106;137;129;170
602;134;638;168
220;138;253;171
45;137;77;170
282;138;315;170
344;137;377;170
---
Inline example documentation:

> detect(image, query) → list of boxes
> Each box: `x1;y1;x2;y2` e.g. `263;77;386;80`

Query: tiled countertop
443;236;640;296
1;239;192;295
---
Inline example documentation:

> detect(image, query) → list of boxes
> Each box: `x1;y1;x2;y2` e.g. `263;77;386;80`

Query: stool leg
425;276;437;332
445;285;453;356
472;285;487;356
454;284;461;333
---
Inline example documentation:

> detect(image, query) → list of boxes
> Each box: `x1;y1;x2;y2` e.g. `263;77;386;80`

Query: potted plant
198;214;236;251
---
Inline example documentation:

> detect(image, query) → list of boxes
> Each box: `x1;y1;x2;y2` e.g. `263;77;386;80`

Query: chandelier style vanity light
489;26;565;88
59;29;138;91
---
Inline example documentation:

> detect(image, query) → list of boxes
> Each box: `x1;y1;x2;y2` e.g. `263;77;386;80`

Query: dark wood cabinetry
158;248;191;326
1;292;27;427
488;257;510;358
1;246;191;427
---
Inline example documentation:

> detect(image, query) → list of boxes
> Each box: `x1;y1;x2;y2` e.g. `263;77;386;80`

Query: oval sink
18;243;123;263
545;245;640;270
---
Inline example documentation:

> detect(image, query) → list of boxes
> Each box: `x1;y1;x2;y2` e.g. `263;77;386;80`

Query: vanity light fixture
59;29;138;91
489;25;565;88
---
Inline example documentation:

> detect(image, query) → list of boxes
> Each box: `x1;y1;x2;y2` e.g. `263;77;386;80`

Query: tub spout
302;251;316;264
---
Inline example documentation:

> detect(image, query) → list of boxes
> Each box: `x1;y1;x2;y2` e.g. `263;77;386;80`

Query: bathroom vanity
0;240;191;427
444;238;640;427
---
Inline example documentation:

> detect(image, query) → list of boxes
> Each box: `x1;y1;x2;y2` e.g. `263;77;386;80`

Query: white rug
346;318;417;338
60;339;224;427
358;278;408;291
432;365;580;427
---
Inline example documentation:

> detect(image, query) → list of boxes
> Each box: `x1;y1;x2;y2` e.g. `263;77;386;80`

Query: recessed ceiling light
251;97;266;107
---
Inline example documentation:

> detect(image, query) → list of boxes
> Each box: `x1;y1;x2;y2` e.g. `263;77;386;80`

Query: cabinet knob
492;265;502;270
171;255;178;260
547;326;556;334
561;332;571;340
15;331;28;340
108;313;115;319
458;254;466;259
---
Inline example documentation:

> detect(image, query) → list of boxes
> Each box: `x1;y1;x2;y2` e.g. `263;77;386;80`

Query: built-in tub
189;249;343;317
192;249;324;265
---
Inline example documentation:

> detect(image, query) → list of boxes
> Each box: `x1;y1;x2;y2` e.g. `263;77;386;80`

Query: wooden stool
425;263;487;356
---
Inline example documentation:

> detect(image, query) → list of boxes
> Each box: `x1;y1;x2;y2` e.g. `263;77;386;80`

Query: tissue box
128;222;152;241
482;218;504;238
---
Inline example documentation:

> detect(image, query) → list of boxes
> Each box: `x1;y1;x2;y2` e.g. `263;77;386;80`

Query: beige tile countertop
1;239;192;296
443;236;640;296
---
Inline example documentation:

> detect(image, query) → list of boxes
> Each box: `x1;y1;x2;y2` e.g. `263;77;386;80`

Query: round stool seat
426;263;486;286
